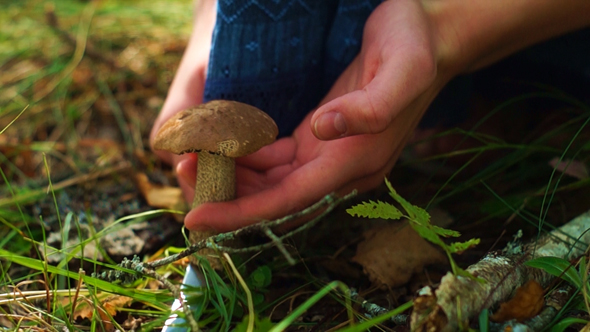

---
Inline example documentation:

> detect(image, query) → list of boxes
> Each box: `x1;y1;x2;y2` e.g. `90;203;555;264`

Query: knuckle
360;88;393;134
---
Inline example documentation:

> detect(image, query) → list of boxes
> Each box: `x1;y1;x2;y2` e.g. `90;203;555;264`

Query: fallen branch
410;210;590;331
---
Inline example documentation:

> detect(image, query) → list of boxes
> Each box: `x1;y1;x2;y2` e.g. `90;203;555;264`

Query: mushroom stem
193;151;236;207
189;151;236;267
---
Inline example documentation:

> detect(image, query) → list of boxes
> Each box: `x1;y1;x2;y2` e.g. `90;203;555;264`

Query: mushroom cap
153;100;278;157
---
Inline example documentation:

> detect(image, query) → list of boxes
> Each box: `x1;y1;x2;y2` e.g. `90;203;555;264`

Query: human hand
175;0;590;232
311;0;447;140
311;0;590;140
180;107;419;232
182;0;449;231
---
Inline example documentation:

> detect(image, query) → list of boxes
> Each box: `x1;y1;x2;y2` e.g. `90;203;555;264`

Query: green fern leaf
346;200;403;219
408;222;445;248
432;225;461;238
351;178;481;279
385;178;430;224
448;238;481;254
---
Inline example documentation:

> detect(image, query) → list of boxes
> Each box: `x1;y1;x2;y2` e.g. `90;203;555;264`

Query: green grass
1;0;590;331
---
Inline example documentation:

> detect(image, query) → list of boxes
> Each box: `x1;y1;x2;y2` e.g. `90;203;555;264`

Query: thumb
311;81;394;139
311;63;407;139
312;53;436;140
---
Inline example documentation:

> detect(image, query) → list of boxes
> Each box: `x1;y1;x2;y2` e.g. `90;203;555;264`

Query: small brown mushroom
153;100;278;266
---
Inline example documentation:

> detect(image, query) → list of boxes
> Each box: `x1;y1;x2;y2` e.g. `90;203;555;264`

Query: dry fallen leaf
490;280;545;323
353;221;446;287
352;208;452;288
135;172;187;217
102;295;134;317
72;294;133;321
63;293;133;331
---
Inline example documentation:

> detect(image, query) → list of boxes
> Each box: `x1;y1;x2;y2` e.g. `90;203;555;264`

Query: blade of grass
538;116;590;240
269;281;352;332
32;1;96;103
224;253;254;332
0;249;171;306
0;105;28;135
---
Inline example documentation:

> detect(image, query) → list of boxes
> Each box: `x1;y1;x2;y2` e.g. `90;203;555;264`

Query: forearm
160;0;216;111
169;0;216;92
425;0;590;75
151;0;216;148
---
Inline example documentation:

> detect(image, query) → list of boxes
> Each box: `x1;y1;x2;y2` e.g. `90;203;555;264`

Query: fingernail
314;112;347;139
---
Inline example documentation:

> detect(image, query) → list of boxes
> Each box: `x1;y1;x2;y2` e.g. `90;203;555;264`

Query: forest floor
1;1;590;331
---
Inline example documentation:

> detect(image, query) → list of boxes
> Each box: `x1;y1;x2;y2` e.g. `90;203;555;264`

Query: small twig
42;270;51;325
70;269;85;325
263;226;295;265
348;288;409;325
146;190;356;269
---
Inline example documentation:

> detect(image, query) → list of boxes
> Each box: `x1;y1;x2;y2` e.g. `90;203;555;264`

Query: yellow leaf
72;294;133;320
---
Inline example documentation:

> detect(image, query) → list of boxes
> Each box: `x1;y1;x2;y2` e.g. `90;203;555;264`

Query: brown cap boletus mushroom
153;100;278;266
